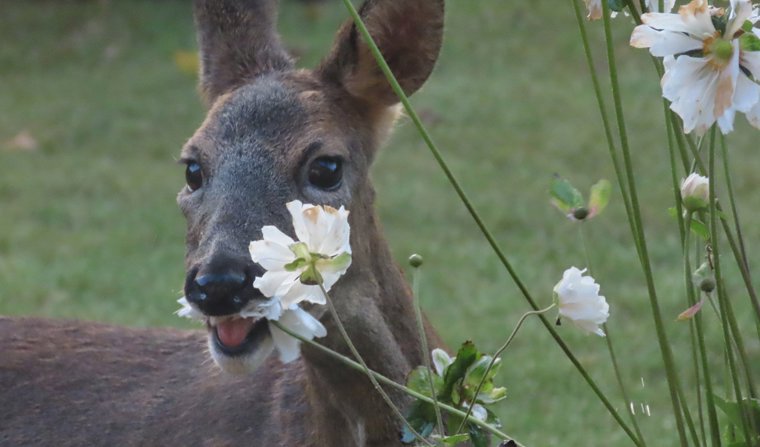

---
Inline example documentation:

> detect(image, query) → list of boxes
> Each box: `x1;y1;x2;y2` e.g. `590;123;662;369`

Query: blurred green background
1;1;759;445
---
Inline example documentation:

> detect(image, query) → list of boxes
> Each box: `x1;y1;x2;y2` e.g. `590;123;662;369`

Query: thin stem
340;0;640;441
317;283;434;446
600;1;695;444
454;304;556;435
410;264;444;437
580;223;647;445
708;129;753;445
270;321;525;446
720;135;760;336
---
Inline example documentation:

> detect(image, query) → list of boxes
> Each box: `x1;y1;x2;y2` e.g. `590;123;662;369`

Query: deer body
0;0;445;445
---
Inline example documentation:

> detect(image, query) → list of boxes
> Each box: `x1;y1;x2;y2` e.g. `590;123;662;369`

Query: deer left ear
318;0;445;107
193;0;293;106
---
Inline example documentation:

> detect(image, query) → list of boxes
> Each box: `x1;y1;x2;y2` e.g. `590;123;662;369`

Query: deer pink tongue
216;318;255;348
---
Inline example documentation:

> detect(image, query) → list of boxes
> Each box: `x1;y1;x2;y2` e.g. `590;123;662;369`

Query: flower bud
680;173;709;212
408;253;424;268
699;277;716;293
572;207;589;221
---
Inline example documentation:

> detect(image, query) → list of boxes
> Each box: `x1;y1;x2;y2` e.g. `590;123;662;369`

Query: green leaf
667;207;709;240
550;176;584;215
440;341;480;402
714;395;760;441
402;400;436;444
479;386;507;405
468;423;490;447
439;433;470;445
588;179;611;218
741;20;754;33
464;356;500;389
741;32;760;52
407;366;443;397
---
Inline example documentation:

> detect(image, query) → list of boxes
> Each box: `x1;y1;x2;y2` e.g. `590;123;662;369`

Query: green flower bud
408;253;424;268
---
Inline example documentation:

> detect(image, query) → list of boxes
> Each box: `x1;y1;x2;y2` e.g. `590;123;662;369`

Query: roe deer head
0;0;445;445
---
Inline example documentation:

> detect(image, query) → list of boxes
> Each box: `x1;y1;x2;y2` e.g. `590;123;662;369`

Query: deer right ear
193;0;293;105
318;0;445;107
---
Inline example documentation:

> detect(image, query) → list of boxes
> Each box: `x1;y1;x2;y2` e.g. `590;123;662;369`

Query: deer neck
299;194;425;446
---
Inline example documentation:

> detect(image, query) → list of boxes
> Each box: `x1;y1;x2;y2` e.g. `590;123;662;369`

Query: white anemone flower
249;200;352;308
630;0;760;135
176;296;327;363
553;267;610;337
680;172;710;211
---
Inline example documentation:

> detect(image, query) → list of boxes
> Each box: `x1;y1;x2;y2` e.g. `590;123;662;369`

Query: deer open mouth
209;316;269;356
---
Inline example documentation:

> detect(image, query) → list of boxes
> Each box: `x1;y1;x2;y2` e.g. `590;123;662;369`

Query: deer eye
185;161;203;191
308;156;343;190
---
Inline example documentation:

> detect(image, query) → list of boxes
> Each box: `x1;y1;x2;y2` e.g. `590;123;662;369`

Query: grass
1;1;759;445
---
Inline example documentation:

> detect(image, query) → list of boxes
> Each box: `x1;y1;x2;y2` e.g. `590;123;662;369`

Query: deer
0;0;446;445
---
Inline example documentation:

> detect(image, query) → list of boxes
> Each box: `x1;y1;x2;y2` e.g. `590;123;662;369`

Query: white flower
584;0;604;20
680;172;710;211
553;267;610;336
249;200;352;308
630;0;760;135
176;296;326;363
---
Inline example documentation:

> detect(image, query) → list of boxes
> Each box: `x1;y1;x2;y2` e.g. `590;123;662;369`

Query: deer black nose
185;260;263;316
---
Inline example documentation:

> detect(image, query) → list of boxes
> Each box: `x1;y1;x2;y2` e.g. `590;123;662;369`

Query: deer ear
193;0;293;105
318;0;444;107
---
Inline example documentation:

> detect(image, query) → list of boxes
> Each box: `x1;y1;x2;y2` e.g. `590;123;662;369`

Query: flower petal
253;270;300;298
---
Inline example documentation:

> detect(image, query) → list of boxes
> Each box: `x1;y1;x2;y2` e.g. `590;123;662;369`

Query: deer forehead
183;73;362;171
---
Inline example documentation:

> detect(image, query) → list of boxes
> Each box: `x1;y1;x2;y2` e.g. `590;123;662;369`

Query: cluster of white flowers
631;0;760;135
178;200;352;363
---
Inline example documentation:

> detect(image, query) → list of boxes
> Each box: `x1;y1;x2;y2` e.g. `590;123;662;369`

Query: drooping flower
249;200;352;308
680;173;710;211
176;296;327;363
553;267;610;336
630;0;760;135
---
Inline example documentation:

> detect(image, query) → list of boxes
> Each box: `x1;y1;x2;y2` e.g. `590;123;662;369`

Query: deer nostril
186;271;250;316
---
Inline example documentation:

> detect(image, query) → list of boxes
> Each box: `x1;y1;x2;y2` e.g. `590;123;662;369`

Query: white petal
280;281;326;308
746;99;760;128
249;237;295;271
432;348;453;377
176;297;204;321
261;225;295;247
741;51;760;80
239;298;283;320
726;0;753;38
268;307;327;363
253;270;299;298
286;200;310;245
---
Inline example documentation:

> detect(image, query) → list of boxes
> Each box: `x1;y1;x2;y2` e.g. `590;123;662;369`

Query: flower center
704;35;734;68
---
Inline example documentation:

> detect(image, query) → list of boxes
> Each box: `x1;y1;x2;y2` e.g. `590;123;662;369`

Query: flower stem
339;0;640;442
269;321;525;446
316;283;434;446
708;129;754;444
454;303;556;436
410;263;445;438
600;1;698;444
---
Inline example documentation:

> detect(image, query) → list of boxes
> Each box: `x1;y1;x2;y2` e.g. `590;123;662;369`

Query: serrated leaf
440;342;479;402
407;366;442;397
550;176;584;214
588;179;611;218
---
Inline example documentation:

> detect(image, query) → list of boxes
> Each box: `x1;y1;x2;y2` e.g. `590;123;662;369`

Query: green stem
600;1;695;444
410;263;445;437
454;304;556;435
708;128;753;445
270;321;525;446
317;283;434;446
339;0;640;442
580;223;647;445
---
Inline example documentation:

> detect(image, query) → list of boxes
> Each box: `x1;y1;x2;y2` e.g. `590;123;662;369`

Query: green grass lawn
2;1;759;445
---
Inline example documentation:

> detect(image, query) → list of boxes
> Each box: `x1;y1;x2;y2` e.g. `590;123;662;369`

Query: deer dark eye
185;161;203;191
308;156;343;190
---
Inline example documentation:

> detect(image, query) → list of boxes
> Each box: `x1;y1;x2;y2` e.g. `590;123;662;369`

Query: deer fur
0;0;445;445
